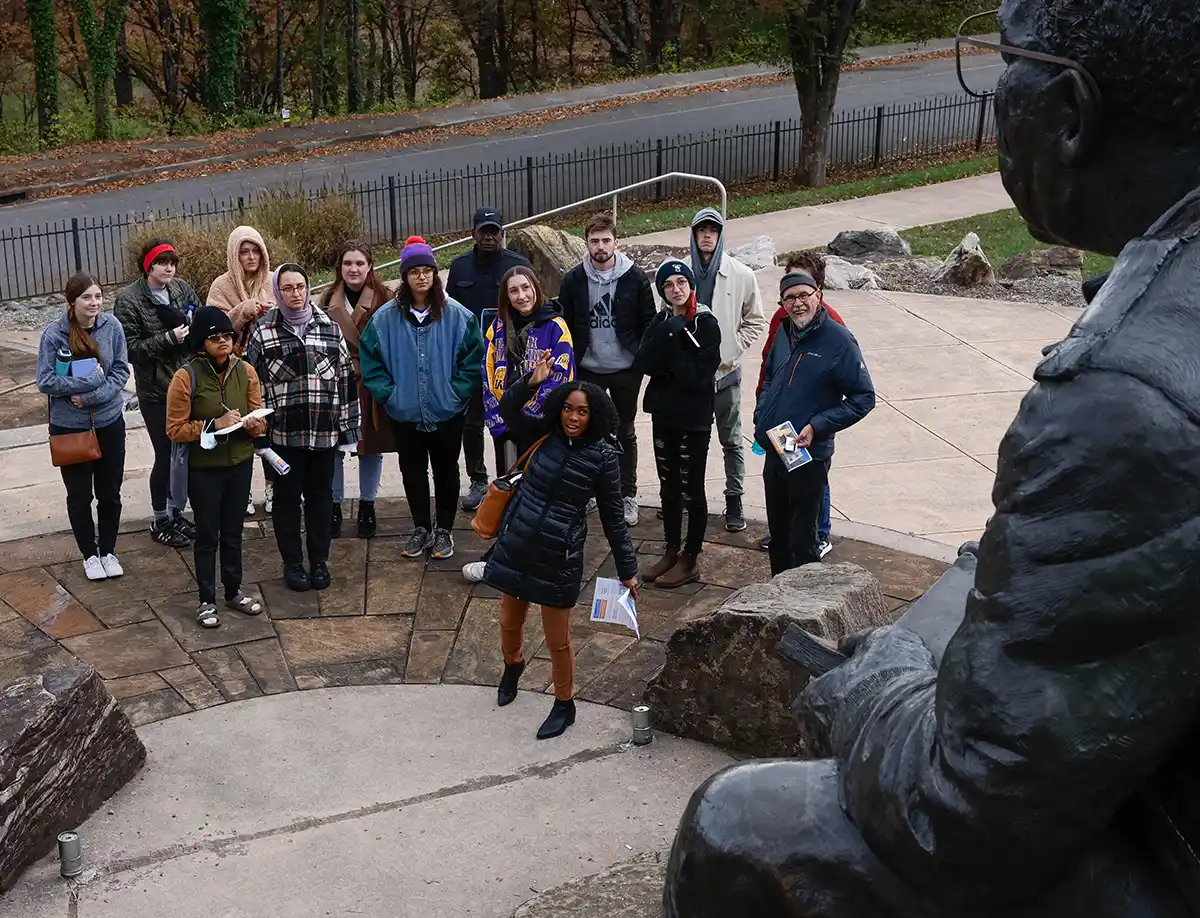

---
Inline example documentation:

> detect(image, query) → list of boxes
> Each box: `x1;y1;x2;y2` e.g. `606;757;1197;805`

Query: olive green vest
188;356;256;469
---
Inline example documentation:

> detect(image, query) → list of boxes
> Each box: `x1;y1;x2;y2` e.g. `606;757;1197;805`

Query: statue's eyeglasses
954;7;1103;109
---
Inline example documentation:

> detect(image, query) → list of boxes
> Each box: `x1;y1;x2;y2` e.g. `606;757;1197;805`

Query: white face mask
200;428;217;450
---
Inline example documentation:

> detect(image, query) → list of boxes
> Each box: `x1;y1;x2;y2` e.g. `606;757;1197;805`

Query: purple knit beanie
399;235;437;275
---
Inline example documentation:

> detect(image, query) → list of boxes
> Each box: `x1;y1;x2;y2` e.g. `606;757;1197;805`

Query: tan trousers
499;592;574;701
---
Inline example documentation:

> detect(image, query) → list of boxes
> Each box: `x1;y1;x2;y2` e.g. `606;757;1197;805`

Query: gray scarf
689;206;725;308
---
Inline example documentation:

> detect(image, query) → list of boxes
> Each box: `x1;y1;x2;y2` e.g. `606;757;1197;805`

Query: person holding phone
481;378;639;740
167;307;267;628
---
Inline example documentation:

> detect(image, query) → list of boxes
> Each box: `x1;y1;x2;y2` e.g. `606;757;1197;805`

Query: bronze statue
662;1;1200;915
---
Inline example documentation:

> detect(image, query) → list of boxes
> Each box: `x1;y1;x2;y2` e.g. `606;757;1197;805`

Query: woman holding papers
166;307;267;628
37;273;131;582
482;371;639;740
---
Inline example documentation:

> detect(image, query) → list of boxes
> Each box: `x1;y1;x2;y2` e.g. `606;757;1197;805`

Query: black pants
55;416;126;557
140;401;178;515
189;460;254;603
653;421;710;555
763;453;830;576
578;368;639;498
271;446;337;566
394;414;465;531
463;387;488;484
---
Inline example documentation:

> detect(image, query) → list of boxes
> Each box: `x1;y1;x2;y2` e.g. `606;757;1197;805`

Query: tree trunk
114;20;133;107
379;0;394;103
71;0;130;140
157;0;182;127
527;0;538;87
647;0;680;67
576;0;630;67
25;0;59;143
345;0;362;112
396;0;418;104
312;0;327;117
199;0;248;119
274;0;284;110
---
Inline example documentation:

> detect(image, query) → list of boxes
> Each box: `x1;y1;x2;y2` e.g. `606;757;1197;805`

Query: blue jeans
819;484;831;541
332;451;384;503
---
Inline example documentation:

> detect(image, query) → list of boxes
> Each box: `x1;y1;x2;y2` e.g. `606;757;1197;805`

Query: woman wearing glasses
359;236;484;561
753;270;875;575
167;307;267;628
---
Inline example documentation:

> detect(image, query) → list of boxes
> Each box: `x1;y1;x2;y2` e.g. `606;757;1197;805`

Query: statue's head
989;0;1200;255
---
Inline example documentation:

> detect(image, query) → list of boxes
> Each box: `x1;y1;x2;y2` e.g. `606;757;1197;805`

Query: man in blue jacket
446;207;532;510
754;270;875;575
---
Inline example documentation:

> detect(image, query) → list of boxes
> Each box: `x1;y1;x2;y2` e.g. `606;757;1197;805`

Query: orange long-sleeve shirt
166;357;263;443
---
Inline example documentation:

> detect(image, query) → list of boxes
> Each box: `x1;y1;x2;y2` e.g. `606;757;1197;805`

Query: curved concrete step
512;851;666;918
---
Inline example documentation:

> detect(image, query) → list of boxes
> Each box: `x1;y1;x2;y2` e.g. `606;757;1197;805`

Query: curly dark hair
785;251;826;288
540;380;619;443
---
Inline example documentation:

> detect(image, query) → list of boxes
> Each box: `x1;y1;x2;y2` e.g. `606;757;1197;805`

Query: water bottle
255;447;291;476
751;440;766;456
55;347;72;377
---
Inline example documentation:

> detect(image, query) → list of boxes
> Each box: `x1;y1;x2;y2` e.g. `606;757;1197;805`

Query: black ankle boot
497;661;525;707
331;504;343;539
537;698;576;740
357;500;377;538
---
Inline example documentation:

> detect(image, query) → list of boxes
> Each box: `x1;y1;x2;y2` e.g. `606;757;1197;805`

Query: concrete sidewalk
625;171;1012;251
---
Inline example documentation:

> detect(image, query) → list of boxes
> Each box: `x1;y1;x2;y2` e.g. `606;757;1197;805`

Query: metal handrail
311;171;727;294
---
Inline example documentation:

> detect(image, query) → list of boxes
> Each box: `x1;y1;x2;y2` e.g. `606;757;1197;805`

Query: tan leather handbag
48;401;101;468
471;436;548;539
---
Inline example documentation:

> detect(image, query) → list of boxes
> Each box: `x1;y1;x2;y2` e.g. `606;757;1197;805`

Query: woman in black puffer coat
483;363;639;740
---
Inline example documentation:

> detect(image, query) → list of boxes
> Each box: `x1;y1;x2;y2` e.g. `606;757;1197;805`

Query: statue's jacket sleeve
827;193;1200;907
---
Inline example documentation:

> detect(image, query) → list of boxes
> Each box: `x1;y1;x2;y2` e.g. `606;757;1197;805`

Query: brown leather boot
657;551;700;589
643;546;679;583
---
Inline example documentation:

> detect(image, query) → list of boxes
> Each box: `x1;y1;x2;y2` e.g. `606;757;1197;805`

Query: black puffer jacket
113;277;202;404
483;378;638;608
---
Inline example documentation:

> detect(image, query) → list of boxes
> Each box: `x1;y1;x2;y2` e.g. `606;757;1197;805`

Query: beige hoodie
206;226;273;338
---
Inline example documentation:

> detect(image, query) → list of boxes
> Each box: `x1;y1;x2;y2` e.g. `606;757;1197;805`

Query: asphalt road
0;52;1002;298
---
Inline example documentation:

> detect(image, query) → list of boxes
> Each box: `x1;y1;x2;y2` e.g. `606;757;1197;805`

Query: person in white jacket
657;207;766;531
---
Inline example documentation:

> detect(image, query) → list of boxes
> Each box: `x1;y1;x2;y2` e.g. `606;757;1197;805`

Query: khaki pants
499;593;574;701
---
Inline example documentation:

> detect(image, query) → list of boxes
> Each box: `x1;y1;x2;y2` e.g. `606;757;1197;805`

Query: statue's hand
800;625;935;757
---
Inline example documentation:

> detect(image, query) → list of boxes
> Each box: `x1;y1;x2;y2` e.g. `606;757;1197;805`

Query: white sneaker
83;555;108;581
622;496;639;527
586;497;598;513
264;483;274;514
462;561;486;583
99;553;124;577
818;540;833;559
246;493;256;516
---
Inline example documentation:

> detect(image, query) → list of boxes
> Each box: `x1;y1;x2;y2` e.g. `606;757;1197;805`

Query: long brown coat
323;283;395;454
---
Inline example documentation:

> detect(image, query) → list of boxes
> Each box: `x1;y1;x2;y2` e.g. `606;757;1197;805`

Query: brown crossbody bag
471;435;548;539
48;397;101;467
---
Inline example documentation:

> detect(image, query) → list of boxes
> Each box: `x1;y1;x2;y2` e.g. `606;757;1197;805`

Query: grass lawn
901;208;1116;278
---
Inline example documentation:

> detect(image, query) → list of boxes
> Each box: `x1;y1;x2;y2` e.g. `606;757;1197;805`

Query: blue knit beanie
399;235;437;275
655;259;696;299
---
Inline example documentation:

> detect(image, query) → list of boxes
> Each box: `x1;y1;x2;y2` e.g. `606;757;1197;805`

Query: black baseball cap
473;208;504;230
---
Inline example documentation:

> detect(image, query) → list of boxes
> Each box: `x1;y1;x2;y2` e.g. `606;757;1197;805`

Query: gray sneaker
587;497;598;513
430;528;455;560
623;496;639;526
401;527;432;559
461;479;488;511
462;561;486;583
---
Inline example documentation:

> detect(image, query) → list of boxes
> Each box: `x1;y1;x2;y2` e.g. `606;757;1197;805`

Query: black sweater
632;306;722;431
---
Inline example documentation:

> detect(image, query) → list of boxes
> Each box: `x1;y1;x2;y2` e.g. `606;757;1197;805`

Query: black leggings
54;416;126;557
140;400;181;515
394;414;465;532
653;420;711;555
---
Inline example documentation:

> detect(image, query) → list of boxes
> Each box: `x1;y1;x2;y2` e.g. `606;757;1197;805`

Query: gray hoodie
37;312;130;430
579;251;637;374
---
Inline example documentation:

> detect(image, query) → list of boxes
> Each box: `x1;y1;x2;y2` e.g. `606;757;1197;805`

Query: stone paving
0;501;948;730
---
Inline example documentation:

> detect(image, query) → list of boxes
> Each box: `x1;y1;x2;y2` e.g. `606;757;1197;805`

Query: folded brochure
212;406;273;435
590;577;639;639
765;420;813;472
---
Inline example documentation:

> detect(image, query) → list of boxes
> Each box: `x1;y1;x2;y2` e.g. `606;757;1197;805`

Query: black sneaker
284;563;311;592
401;527;432;559
172;514;198;540
331;504;343;539
461;479;488;511
724;495;747;532
152;519;190;548
430;528;455;560
357;500;377;539
310;561;331;590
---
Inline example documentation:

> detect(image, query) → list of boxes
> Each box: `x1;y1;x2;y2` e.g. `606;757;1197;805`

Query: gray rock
823;255;881;291
997;247;1084;281
0;662;146;892
643;562;895;759
512;853;665;918
828;228;912;260
507;225;589;299
933;232;995;287
729;235;777;270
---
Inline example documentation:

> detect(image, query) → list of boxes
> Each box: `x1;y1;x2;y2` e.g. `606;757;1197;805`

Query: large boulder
729;235;777;270
828;228;912;260
643;562;894;759
507;225;588;299
0;662;146;891
511;853;664;918
997;246;1084;281
933;232;995;286
823;255;881;291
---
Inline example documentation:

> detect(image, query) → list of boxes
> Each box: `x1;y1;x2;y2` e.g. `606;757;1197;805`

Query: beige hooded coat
206;226;273;346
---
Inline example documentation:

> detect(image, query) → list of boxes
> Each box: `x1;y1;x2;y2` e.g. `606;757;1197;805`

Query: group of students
37;202;874;739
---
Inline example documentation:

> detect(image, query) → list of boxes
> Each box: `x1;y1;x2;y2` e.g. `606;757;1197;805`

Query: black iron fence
0;92;996;300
